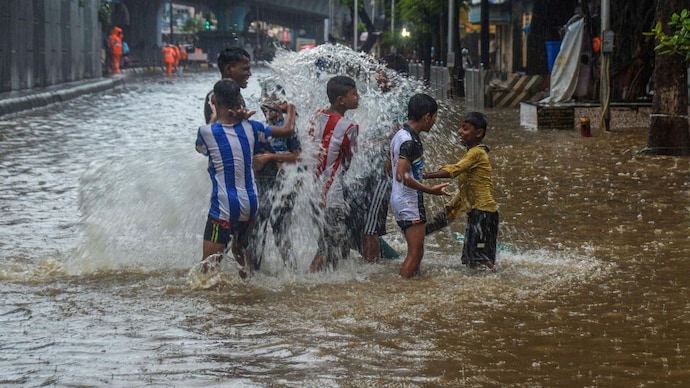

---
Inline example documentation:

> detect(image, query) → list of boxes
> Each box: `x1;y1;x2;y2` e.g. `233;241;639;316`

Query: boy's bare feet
200;254;222;274
476;260;496;273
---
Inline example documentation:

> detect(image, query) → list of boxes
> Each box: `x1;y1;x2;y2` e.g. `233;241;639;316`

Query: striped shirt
310;109;359;209
196;120;272;222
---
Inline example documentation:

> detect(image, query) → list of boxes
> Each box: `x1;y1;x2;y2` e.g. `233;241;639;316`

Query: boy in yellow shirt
423;112;499;271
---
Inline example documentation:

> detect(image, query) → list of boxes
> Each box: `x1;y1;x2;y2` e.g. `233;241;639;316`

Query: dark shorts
396;219;424;233
461;209;499;265
317;208;350;265
362;177;391;236
204;216;253;249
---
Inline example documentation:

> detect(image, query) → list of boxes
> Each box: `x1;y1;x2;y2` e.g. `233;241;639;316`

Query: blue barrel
545;40;562;73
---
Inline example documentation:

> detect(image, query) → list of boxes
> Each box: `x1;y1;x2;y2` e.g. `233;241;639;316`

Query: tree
397;0;447;83
646;1;690;156
181;16;207;34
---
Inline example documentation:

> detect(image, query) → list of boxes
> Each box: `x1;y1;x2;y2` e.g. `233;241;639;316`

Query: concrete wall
0;0;101;94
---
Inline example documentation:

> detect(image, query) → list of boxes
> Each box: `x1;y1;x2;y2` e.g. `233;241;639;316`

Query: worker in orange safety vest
173;44;180;73
108;26;124;74
178;43;188;69
162;44;175;77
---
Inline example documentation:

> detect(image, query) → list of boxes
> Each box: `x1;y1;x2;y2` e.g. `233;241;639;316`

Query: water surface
1;49;689;386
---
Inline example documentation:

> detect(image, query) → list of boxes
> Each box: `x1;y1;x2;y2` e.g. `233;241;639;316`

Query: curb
0;77;126;117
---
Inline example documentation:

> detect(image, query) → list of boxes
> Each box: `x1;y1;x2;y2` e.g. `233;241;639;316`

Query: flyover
114;0;350;65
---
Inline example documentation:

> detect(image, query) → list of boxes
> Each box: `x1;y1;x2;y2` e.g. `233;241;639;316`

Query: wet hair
463;111;488;135
213;79;242;109
407;93;438;121
216;47;250;76
380;53;409;75
326;75;357;104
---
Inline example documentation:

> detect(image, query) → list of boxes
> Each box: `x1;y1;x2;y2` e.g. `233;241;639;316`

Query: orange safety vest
109;33;123;55
173;46;180;64
162;46;175;63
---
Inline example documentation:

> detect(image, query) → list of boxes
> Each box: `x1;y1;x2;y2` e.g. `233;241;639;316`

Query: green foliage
181;16;207;33
649;8;690;61
398;0;446;34
98;0;112;25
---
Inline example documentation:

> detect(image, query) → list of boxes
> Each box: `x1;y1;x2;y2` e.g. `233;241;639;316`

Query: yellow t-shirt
440;144;497;220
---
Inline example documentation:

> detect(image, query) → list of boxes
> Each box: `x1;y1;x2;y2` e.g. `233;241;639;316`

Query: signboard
468;1;511;24
296;38;316;50
536;105;574;130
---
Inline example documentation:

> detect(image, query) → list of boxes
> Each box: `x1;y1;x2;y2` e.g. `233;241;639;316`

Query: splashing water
248;44;426;275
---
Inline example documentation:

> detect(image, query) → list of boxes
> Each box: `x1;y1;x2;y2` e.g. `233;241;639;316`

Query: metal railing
464;67;488;108
408;63;451;100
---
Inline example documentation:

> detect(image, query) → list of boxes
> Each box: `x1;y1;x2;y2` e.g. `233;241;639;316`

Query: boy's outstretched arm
422;169;451;180
396;158;451;197
270;103;296;138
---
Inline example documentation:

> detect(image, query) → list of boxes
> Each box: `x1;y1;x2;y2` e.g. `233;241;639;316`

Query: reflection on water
1;46;690;386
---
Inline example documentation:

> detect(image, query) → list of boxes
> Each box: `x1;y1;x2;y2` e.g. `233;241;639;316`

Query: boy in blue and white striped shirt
195;78;295;278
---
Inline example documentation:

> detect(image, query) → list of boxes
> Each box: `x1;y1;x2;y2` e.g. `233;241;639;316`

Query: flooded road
2;49;690;386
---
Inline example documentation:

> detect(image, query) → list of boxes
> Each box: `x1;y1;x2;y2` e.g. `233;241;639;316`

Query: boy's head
217;48;251;88
326;75;359;110
213;79;243;111
458;111;489;146
463;112;488;136
407;93;438;122
377;53;409;92
260;98;283;124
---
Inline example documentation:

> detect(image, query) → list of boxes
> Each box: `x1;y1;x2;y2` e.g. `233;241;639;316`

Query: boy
351;53;410;263
423;112;499;271
204;47;252;124
309;75;360;272
252;95;301;269
390;93;450;279
195;79;296;278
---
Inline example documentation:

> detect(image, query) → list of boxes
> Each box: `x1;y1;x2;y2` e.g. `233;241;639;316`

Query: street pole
480;0;489;67
600;0;611;133
169;2;173;43
328;0;334;40
354;0;358;50
447;0;455;66
391;0;395;35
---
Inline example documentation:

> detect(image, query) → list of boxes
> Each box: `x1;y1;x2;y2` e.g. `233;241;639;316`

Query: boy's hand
253;153;272;170
237;108;256;120
430;182;451;196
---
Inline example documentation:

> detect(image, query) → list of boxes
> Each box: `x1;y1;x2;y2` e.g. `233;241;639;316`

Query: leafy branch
649;8;690;60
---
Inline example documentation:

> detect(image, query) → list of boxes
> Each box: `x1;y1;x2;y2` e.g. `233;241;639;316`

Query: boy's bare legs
361;234;380;263
201;236;250;279
310;254;326;272
400;223;425;278
231;239;250;279
202;240;226;262
200;240;226;274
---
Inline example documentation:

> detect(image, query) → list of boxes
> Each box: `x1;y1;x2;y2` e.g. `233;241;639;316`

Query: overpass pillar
210;0;248;33
119;0;165;67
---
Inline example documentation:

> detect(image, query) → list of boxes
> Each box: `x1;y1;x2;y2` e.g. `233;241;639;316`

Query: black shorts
461;209;499;265
362;177;390;236
396;219;424;233
203;216;253;249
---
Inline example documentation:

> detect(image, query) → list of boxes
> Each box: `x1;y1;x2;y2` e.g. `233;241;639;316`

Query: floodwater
1;47;690;387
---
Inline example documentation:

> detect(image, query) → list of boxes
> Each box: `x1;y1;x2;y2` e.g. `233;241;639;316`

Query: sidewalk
0;67;165;117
